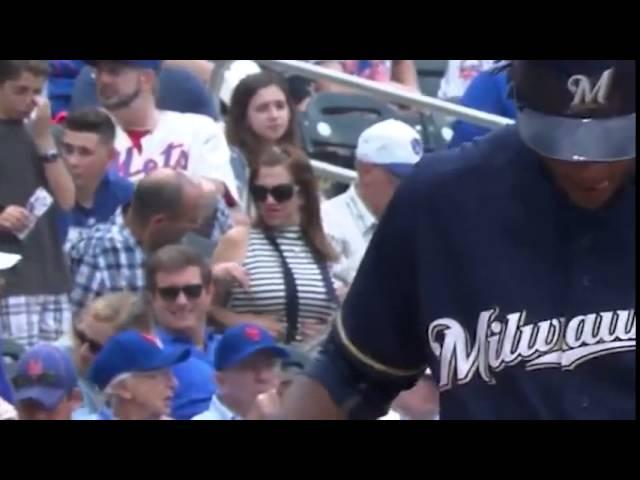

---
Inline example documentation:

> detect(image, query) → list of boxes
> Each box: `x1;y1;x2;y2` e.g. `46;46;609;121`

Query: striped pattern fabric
227;227;338;347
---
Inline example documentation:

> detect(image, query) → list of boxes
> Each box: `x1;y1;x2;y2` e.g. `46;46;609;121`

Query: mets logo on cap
244;326;262;342
27;359;44;377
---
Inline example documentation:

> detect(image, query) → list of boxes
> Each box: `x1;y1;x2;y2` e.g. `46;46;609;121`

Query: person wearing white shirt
321;119;423;286
87;60;238;204
193;323;289;420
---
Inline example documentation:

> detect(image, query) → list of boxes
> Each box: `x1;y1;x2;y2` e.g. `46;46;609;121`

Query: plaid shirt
68;202;233;313
68;209;146;313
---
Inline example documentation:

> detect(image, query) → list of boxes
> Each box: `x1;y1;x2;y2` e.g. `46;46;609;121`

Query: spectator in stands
88;329;190;420
12;343;80;420
437;60;495;102
314;60;420;94
192;324;288;420
68;169;203;313
87;60;238;206
226;71;300;208
61;292;151;419
321;119;422;286
57;108;134;248
0;60;76;348
211;146;340;349
145;245;221;419
72;61;221;121
448;67;516;149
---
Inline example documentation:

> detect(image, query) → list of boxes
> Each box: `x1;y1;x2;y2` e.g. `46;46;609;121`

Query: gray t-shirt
0;120;70;296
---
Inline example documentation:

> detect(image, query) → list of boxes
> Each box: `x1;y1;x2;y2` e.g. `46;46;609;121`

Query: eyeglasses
156;284;204;302
12;372;62;390
250;184;297;204
73;324;103;355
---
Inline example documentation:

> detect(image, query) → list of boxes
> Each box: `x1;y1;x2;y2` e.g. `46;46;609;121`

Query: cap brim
221;344;290;371
517;109;636;162
383;163;416;178
14;386;66;411
142;347;191;373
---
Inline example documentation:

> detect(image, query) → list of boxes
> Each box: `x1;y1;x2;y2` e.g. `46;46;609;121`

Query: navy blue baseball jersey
336;126;635;420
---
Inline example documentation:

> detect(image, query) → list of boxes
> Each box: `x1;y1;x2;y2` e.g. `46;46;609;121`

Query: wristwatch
38;150;60;164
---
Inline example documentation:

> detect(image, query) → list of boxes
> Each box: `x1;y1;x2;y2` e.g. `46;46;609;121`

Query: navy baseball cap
513;60;635;162
214;324;289;371
12;344;77;410
88;330;190;390
86;60;162;72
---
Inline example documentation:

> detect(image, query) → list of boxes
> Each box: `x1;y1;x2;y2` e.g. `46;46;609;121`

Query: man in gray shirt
0;60;76;347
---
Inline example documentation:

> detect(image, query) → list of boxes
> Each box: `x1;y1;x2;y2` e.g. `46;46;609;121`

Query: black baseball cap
513;60;635;162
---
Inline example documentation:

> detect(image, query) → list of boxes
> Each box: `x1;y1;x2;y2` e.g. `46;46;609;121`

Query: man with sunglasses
280;60;635;420
145;244;224;419
56;108;134;251
321;119;423;287
12;343;80;420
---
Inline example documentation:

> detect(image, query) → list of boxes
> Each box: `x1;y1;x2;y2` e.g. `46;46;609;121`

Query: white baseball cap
355;119;423;178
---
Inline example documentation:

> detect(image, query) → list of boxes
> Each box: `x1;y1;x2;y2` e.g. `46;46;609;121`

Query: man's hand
29;97;55;151
246;389;281;420
212;262;251;290
0;206;32;234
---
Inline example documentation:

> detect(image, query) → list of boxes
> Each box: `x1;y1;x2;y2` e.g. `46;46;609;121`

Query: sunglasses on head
156;284;204;302
250;184;297;204
73;324;103;355
12;372;62;390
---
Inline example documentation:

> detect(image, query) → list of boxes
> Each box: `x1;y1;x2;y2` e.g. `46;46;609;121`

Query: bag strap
263;231;300;344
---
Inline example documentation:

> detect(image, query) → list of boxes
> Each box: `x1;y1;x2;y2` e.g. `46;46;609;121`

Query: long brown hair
226;71;300;169
249;145;337;264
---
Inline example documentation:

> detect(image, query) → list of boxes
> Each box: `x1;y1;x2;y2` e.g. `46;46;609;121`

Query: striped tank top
227;226;338;348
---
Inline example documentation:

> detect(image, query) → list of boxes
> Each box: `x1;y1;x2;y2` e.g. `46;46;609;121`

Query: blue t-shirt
448;70;516;149
337;126;635;420
57;170;134;245
71;66;220;121
156;327;220;420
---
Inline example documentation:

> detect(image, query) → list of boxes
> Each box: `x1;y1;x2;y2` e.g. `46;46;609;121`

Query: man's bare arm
277;375;347;420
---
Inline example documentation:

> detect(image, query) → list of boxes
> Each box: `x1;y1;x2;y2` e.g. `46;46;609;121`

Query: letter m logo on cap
27;359;44;377
568;68;614;108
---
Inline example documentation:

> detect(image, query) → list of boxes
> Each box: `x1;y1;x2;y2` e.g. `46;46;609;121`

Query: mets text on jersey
428;308;635;391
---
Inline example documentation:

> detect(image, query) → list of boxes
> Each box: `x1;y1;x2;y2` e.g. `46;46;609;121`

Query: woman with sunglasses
56;292;152;419
211;146;340;350
225;72;301;211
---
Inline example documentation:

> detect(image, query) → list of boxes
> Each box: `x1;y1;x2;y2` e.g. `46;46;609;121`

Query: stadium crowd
0;59;495;420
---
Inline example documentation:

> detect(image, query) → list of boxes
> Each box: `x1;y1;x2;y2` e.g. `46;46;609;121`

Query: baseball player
279;60;636;420
87;60;239;204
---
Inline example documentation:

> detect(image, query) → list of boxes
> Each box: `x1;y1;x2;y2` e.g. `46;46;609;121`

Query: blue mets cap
12;344;77;410
88;330;190;390
85;60;162;72
513;60;635;162
214;324;289;372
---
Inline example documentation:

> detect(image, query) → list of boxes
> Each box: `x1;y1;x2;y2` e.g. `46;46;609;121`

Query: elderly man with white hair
87;329;190;420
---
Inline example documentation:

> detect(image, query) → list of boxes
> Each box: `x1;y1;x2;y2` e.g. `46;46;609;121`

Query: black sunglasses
157;284;204;302
250;184;297;204
73;324;103;355
12;372;62;390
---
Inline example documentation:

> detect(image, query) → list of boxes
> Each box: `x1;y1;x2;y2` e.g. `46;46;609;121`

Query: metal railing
210;60;515;185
